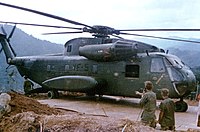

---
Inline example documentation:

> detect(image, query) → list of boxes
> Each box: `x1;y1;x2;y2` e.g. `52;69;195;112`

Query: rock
0;93;11;118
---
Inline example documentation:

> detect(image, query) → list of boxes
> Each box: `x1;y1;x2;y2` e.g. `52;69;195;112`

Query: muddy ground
0;92;199;132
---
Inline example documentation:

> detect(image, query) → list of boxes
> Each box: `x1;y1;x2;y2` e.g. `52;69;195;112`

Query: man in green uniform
139;81;157;128
158;88;175;131
23;76;34;95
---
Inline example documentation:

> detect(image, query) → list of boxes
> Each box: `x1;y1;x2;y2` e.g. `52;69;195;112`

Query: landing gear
47;90;59;99
175;97;188;112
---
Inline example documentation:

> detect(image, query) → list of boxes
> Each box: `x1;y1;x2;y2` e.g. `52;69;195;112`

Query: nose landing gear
175;97;188;112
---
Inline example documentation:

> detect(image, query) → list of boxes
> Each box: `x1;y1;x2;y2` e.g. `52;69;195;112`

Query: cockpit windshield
166;56;186;69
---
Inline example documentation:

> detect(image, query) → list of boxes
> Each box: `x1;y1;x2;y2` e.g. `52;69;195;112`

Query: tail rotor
0;24;17;56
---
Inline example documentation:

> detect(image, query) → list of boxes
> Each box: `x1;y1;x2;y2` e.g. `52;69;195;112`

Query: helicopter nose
175;81;196;96
175;70;196;96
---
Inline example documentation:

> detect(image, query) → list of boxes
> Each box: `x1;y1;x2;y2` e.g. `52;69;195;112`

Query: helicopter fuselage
11;51;195;99
0;34;196;112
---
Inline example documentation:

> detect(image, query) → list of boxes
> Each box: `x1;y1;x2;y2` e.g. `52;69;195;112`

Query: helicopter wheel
47;90;59;99
175;100;188;112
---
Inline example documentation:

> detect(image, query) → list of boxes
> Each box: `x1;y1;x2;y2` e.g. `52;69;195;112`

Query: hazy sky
0;0;200;44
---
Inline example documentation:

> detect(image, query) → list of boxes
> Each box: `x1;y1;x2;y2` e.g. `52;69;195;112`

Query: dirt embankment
0;92;154;132
0;92;199;132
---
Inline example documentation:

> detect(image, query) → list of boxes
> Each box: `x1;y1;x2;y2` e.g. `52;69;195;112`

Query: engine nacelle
79;41;138;61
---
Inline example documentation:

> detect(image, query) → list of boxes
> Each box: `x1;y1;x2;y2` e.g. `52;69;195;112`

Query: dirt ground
0;92;199;132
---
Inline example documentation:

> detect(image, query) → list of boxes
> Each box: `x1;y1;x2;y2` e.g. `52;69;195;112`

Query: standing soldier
23;76;34;96
158;88;175;131
139;81;157;128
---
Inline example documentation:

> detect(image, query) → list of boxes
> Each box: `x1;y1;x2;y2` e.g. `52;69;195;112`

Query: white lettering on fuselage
71;63;89;71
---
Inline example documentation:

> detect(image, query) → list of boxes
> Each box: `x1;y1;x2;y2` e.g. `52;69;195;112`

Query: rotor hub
83;25;120;38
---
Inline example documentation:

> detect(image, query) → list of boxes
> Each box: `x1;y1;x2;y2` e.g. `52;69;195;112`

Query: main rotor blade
120;32;200;44
9;42;17;57
119;29;200;32
0;21;82;30
0;2;93;29
111;34;124;39
42;31;83;35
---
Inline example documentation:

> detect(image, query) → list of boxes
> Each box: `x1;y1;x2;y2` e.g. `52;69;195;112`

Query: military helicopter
0;2;198;112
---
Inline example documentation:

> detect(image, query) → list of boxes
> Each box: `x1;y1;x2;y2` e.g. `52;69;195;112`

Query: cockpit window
151;58;165;73
166;56;185;69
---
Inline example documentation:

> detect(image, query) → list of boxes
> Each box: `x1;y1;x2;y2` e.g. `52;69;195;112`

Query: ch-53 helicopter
0;2;198;112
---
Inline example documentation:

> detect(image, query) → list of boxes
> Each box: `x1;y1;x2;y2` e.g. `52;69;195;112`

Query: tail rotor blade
8;25;16;42
0;48;3;54
1;26;7;35
9;43;17;57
